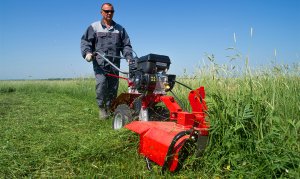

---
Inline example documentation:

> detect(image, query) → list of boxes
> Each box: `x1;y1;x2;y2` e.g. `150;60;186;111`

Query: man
81;3;133;119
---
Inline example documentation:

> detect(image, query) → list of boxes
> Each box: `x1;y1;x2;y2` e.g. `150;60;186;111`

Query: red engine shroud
125;87;209;171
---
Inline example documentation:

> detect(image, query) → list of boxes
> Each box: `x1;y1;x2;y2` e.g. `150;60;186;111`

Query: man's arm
121;28;133;61
80;25;95;59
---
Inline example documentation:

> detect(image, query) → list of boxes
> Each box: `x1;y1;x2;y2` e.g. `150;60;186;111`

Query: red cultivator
95;52;209;172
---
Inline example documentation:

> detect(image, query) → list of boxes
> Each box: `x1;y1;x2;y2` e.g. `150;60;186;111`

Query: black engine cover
138;54;171;73
128;54;173;93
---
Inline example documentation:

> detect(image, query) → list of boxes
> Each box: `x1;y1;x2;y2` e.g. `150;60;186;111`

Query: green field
1;64;299;178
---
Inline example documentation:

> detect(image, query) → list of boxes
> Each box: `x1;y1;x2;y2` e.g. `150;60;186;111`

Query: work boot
99;108;109;120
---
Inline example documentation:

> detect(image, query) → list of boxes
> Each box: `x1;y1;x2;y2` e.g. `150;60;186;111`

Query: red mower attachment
124;87;209;172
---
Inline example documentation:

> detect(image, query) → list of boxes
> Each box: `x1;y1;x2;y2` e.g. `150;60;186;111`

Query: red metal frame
124;86;209;171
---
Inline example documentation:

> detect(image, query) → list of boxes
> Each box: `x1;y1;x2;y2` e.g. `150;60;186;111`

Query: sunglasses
102;9;114;13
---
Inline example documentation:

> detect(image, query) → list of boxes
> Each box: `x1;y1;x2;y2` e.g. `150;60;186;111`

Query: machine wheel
112;104;133;130
174;135;209;171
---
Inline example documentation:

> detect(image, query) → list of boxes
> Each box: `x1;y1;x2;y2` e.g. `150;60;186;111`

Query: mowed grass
0;80;156;178
1;63;300;178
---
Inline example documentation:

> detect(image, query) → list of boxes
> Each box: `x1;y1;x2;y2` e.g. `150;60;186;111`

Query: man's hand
126;56;133;63
85;53;94;62
128;57;137;71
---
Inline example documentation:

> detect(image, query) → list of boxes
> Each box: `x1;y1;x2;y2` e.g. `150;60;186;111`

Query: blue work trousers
95;73;119;109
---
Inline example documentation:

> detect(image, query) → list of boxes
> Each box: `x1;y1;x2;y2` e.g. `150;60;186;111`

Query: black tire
175;135;209;171
112;104;133;130
174;139;194;172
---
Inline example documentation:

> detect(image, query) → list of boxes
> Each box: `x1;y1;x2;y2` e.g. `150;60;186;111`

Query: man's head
101;3;114;22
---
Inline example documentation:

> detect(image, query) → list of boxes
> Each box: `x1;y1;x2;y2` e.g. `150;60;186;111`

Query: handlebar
93;52;129;75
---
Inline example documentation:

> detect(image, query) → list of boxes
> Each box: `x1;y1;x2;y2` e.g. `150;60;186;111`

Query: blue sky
0;0;299;80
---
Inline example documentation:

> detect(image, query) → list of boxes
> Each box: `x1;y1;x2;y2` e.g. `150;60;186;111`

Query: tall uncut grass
1;60;299;177
174;58;300;178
